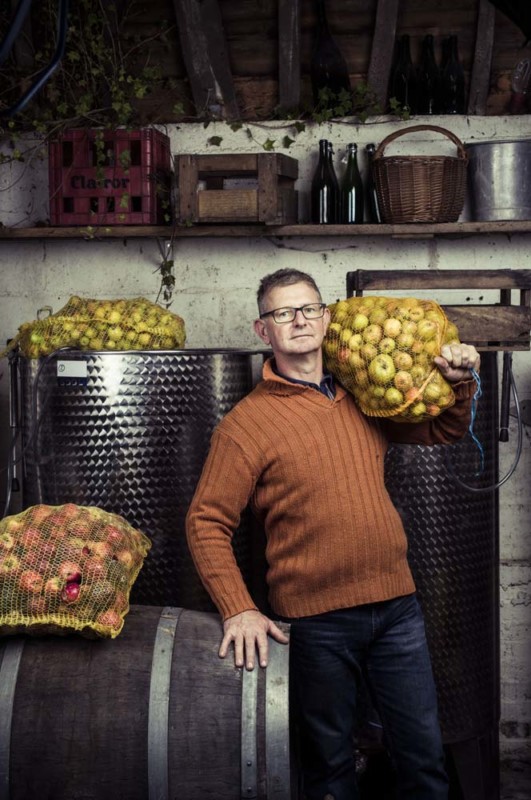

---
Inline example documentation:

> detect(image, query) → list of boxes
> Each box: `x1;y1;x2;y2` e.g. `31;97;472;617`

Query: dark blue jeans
287;594;448;800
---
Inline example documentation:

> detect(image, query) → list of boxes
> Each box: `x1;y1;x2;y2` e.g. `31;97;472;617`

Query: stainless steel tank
384;351;499;795
18;349;265;610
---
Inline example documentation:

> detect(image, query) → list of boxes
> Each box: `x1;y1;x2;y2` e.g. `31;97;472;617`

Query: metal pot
465;139;531;221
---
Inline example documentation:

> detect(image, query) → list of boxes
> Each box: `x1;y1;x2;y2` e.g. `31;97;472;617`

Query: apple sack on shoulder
0;504;151;638
323;295;461;423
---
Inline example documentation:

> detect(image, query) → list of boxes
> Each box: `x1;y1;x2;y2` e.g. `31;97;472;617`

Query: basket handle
373;125;467;161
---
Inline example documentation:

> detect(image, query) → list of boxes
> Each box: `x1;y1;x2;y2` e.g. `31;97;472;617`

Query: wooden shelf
2;221;531;240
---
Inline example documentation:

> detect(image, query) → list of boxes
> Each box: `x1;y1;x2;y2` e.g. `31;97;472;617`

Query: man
186;268;480;800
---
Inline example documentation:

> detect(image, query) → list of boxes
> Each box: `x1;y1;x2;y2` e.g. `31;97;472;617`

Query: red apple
113;590;129;613
37;541;57;560
61;581;81;603
25;505;51;524
106;526;126;545
19;570;44;593
19;527;42;549
61;503;80;520
96;609;122;630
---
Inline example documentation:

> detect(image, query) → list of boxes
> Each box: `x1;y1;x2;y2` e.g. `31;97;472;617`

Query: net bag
323;295;461;422
3;296;186;358
0;504;151;638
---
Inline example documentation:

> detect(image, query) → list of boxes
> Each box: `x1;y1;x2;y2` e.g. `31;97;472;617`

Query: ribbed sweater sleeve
186;362;475;621
186;430;259;619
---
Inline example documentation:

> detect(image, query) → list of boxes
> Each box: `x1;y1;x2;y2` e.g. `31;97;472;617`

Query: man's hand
219;609;289;670
434;343;480;384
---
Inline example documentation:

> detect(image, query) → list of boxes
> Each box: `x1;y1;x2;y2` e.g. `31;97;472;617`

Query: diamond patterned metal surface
384;353;499;742
19;350;263;610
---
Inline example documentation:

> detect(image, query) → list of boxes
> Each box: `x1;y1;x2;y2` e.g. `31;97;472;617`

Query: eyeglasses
259;303;327;324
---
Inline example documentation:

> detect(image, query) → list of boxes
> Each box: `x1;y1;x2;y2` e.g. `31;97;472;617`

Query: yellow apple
349;333;363;351
384;387;404;406
394;370;413;392
352;313;370;332
417;320;438;341
423;382;442;402
409;401;427;417
393;351;414;371
363;324;384;345
379;337;396;354
396;332;414;349
369;307;388;326
340;327;354;344
368;354;396;385
360;343;378;361
383;317;402;338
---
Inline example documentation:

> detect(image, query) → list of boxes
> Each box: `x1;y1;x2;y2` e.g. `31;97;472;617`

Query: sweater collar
261;358;346;402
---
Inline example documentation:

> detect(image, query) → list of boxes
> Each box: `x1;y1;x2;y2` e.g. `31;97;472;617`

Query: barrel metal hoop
148;606;182;800
241;664;258;799
265;637;291;800
0;639;25;800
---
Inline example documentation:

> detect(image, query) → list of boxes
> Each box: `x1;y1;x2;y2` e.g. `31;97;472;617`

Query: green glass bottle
311;139;339;223
340;143;363;223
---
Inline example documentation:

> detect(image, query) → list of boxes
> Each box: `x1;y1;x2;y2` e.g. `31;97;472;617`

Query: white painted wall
1;116;530;768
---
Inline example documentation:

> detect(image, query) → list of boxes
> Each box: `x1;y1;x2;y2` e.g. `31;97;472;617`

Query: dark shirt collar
271;360;336;399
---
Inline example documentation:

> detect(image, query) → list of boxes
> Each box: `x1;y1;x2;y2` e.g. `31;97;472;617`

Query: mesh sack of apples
0;503;151;638
8;295;186;358
323;295;461;422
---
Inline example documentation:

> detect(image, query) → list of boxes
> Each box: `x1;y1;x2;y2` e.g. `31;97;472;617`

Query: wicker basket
372;124;468;224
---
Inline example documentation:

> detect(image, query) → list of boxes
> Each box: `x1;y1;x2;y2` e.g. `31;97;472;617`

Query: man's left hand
433;343;481;384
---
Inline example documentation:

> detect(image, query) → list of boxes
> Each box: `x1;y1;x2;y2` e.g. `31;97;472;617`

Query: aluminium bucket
466;139;531;221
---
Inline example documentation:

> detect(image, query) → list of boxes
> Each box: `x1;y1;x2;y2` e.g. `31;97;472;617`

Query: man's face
254;281;330;358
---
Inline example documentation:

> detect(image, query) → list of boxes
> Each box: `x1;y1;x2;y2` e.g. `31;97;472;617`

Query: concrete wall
1;116;530;768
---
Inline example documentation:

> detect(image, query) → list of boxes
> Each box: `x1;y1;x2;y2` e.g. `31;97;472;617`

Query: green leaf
207;136;223;146
262;138;275;151
282;136;295;149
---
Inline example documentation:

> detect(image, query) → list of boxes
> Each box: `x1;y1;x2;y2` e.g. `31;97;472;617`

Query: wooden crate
176;153;298;224
346;269;531;351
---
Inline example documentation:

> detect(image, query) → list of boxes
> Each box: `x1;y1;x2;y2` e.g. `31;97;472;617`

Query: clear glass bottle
365;143;381;224
311;139;339;223
417;34;440;114
440;35;465;114
310;0;351;109
340;143;364;223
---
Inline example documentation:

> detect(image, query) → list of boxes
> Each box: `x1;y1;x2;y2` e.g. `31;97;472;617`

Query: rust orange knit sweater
186;359;475;620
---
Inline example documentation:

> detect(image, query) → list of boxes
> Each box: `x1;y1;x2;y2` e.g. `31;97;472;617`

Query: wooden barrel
0;605;291;800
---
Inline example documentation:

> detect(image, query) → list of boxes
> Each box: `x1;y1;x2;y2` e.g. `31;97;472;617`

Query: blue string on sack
468;368;484;475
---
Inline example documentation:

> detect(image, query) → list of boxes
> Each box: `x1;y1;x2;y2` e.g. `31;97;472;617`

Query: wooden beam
367;0;400;111
467;0;496;115
172;0;240;120
278;0;300;113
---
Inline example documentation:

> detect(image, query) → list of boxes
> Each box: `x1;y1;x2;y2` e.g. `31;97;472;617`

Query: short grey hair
257;269;322;314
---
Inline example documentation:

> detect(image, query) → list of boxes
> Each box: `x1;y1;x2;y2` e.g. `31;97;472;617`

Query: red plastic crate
48;129;172;226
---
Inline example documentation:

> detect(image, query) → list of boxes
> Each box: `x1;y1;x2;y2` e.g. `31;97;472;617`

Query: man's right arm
186;430;288;668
